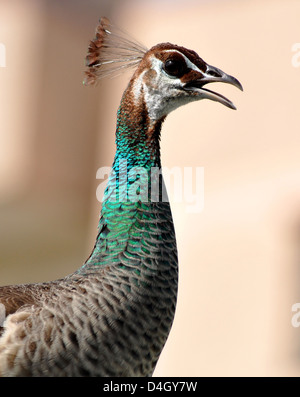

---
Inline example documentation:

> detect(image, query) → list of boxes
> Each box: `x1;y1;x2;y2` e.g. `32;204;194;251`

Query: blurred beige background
1;0;300;376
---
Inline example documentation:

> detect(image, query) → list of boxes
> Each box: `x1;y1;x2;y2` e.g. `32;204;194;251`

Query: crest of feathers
83;17;148;85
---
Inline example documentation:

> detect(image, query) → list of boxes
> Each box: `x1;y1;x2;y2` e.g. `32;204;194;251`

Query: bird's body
0;17;242;376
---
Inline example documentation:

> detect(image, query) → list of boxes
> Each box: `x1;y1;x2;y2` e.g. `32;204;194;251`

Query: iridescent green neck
114;88;164;170
76;85;166;274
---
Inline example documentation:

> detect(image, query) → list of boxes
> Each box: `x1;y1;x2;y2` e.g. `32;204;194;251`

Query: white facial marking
132;49;204;121
140;54;196;121
133;69;147;102
162;49;202;73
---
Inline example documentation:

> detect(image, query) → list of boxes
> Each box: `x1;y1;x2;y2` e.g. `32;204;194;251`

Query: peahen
0;17;242;376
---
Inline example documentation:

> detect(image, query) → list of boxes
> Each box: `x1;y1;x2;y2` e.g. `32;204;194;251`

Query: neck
77;82;167;274
114;81;164;170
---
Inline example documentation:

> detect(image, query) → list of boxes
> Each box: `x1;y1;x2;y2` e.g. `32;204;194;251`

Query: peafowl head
84;17;243;123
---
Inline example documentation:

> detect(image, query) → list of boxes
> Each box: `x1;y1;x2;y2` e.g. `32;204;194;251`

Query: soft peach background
1;0;300;376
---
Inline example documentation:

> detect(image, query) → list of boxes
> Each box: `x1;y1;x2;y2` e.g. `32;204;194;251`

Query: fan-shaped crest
83;17;148;85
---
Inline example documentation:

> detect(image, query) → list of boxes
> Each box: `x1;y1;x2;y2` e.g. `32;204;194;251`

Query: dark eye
163;58;186;78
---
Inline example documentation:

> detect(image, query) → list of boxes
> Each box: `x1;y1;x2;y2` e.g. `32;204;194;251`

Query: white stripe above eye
161;49;202;73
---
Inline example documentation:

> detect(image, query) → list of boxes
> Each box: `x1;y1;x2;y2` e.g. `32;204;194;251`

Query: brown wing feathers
0;283;54;335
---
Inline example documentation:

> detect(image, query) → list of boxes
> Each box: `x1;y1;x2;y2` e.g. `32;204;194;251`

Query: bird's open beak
184;64;243;110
